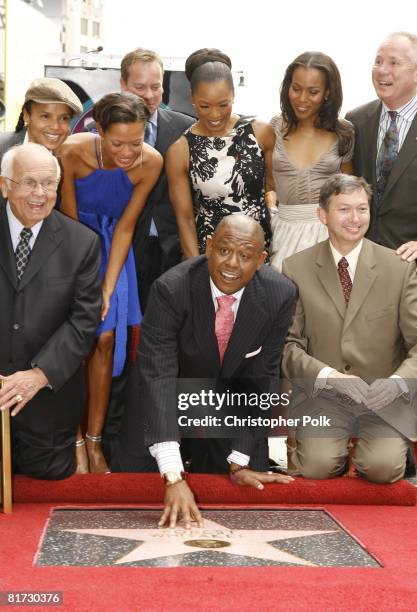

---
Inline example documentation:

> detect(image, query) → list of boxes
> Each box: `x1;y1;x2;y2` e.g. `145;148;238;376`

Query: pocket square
245;346;262;358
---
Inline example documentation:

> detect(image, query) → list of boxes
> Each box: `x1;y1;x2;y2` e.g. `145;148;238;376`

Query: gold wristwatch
163;471;186;485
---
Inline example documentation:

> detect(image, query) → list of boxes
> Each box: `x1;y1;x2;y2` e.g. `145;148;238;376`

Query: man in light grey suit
346;32;417;257
282;174;417;484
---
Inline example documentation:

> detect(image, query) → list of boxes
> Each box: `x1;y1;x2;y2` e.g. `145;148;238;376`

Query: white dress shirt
377;92;417;159
149;280;251;475
6;202;43;250
315;240;406;393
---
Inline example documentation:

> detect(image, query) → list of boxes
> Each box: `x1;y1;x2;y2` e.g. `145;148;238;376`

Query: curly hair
92;91;150;132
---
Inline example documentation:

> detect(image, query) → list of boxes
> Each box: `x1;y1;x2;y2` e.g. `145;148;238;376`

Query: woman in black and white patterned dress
166;48;276;257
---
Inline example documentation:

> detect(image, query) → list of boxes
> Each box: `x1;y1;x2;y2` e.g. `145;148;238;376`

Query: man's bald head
213;214;265;252
0;143;60;228
1;142;60;184
206;214;267;295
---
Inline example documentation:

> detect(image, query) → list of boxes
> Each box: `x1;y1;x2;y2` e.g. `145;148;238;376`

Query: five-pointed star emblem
65;518;337;566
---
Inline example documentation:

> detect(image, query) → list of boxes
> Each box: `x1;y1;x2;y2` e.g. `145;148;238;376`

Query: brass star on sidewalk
65;518;336;566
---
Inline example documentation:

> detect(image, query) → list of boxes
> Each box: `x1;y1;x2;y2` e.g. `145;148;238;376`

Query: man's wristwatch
163;471;186;486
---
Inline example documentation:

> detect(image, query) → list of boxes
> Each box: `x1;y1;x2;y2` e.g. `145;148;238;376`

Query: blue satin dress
75;153;142;376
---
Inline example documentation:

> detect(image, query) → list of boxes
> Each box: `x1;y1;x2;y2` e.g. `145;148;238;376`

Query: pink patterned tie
215;295;236;363
338;257;352;303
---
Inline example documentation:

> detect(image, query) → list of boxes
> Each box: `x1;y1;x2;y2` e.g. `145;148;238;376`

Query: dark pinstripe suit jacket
128;256;297;458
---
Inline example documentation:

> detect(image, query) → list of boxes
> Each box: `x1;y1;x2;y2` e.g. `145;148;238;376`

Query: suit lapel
222;274;267;377
0;204;18;288
343;240;377;332
190;260;220;369
359;101;380;195
316;241;346;320
155;109;177;156
19;211;63;290
382;113;417;204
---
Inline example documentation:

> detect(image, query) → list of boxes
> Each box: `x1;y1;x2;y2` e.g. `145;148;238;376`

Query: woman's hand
101;287;112;321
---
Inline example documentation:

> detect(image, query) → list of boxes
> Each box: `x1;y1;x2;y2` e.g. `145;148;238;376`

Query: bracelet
229;463;251;475
265;190;277;206
85;433;102;442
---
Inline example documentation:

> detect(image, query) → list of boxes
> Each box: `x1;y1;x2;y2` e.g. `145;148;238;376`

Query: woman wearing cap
166;48;276;258
0;77;82;163
60;92;163;473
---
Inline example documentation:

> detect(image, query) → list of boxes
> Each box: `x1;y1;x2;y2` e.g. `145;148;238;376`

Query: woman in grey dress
270;52;354;271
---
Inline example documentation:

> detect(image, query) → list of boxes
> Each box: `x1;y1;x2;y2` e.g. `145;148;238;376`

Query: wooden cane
1;380;12;513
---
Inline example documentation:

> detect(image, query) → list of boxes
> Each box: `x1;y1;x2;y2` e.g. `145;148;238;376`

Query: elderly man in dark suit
115;214;296;526
120;48;195;311
346;31;417;257
0;143;101;479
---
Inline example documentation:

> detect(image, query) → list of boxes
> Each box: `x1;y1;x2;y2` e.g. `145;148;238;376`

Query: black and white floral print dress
185;118;271;253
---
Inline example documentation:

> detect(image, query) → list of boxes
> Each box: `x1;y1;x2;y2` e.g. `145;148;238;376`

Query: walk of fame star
65;518;336;566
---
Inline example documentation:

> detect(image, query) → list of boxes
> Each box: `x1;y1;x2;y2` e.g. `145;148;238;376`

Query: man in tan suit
282;174;417;483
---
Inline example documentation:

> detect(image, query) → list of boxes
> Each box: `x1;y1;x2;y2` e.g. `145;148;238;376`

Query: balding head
1;142;60;184
373;31;417;109
206;214;266;294
213;214;265;251
0;143;60;227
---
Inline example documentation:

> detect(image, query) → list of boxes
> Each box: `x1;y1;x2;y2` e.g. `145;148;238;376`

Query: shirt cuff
390;374;409;396
148;441;184;475
227;450;250;467
314;366;336;392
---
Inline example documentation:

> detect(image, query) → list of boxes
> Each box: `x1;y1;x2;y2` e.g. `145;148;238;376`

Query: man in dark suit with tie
120;48;195;311
346;31;417;256
0;143;101;479
115;214;296;526
101;49;195;462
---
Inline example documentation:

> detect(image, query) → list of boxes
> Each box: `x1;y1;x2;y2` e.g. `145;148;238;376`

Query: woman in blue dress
60;92;162;472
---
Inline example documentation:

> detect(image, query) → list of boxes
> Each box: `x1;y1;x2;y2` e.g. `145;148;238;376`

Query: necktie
337;257;352;303
376;110;399;202
15;227;33;281
215;295;236;363
144;121;158;236
144;121;156;147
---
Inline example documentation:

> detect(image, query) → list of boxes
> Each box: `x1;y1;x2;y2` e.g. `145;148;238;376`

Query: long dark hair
280;51;353;156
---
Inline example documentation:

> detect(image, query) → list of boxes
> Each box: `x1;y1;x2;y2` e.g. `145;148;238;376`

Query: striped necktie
376;110;399;202
15;227;33;281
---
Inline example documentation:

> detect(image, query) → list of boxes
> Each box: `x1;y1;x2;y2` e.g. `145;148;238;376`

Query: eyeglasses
5;177;59;193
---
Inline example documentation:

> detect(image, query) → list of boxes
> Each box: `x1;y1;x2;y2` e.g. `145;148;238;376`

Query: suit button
345;364;351;371
13;323;20;330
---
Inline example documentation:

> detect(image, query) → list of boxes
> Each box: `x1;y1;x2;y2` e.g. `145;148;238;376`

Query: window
92;21;100;37
81;18;88;36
